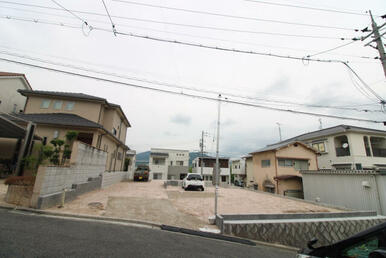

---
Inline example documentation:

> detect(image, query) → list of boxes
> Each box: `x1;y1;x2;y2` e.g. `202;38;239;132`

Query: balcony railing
336;147;350;157
372;148;386;157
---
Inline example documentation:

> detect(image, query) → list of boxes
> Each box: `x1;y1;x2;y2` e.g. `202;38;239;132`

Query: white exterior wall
192;157;231;183
149;148;189;180
0;77;30;113
231;159;246;175
302;170;386;215
304;131;386;170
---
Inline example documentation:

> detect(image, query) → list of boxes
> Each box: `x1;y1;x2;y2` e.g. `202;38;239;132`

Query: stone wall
101;171;128;188
217;212;386;249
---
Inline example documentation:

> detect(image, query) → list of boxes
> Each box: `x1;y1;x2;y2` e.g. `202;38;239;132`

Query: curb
0;204;161;228
161;224;256;246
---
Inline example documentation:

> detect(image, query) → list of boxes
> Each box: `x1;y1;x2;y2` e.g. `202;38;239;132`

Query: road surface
0;208;296;257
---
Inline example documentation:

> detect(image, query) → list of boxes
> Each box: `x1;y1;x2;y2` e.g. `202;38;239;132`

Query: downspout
98;104;103;124
274;151;279;194
373;174;383;215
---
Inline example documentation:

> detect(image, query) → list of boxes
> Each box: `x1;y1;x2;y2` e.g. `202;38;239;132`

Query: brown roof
0;71;33;90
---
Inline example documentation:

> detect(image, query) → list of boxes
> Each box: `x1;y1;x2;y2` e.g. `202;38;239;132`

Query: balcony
335;147;350;157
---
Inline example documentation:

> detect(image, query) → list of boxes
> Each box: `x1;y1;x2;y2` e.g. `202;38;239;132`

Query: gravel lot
45;180;341;229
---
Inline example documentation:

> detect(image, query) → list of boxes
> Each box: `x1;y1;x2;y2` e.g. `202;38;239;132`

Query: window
41;99;50;109
177;161;184;166
221;176;226;182
153;158;165;165
112;128;117;135
341;237;379;258
117;152;122;160
65;101;75;110
170;161;173;166
312;142;326;152
53;100;63;110
53;130;59;138
261;160;270;167
364;136;371;156
294;160;309;170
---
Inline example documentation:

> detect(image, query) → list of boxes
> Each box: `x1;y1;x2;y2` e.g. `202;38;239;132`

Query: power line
50;0;86;24
101;0;117;36
0;55;383;124
2;13;383;106
0;1;357;40
0;14;349;64
2;4;377;61
2;48;383;113
112;0;357;31
244;0;380;17
306;40;357;58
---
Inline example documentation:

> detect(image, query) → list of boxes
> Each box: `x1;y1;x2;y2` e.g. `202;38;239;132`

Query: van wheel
200;187;204;191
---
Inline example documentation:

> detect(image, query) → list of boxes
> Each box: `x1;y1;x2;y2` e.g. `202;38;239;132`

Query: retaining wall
216;212;386;249
101;171;128;188
30;142;107;209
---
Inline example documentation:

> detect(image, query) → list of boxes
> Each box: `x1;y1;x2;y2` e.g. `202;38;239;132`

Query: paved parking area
46;180;341;229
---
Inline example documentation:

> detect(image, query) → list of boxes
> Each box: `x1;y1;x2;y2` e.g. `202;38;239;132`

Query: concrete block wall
218;212;386;249
30;142;107;208
101;171;128;188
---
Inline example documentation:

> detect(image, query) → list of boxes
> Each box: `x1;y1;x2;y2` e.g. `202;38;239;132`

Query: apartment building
192;156;230;184
11;90;131;171
149;148;189;180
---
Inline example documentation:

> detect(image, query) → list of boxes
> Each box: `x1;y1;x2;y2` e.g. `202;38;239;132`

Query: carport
0;115;41;177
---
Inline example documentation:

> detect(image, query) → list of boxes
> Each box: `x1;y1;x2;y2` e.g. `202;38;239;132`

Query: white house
149;148;189;180
230;158;246;182
192;156;230;184
0;72;32;114
271;125;386;170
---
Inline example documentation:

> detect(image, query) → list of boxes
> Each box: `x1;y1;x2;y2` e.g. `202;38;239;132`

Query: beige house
10;90;131;171
248;142;318;196
0;72;32;114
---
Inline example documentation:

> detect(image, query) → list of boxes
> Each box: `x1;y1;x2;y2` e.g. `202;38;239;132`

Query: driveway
48;180;341;230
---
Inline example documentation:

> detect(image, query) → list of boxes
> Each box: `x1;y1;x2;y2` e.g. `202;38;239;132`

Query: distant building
149;148;189;180
192;157;230;185
0;72;32;114
230;158;246;183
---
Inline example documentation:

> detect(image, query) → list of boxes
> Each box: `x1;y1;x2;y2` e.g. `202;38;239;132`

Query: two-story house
192;156;230;184
0;72;32;114
272;125;386;171
230;158;246;183
248;142;318;196
9;90;131;171
149;148;189;180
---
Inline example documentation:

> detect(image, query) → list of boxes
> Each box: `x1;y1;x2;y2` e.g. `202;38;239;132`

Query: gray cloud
260;76;291;96
170;114;191;125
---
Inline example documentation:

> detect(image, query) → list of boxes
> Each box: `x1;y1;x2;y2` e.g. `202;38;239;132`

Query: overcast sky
0;0;385;157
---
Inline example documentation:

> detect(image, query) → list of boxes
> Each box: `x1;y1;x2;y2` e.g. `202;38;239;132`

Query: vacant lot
46;180;341;229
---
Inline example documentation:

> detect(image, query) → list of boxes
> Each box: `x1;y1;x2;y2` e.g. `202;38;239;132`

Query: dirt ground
46;180;341;230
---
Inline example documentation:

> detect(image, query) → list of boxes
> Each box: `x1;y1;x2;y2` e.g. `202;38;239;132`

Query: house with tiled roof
0;71;32;114
12;89;131;171
247;141;318;196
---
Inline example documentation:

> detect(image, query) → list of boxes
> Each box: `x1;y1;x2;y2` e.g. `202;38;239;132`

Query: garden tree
50;138;64;165
62;131;78;164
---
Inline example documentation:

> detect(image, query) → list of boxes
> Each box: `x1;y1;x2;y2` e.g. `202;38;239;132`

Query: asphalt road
0;208;295;258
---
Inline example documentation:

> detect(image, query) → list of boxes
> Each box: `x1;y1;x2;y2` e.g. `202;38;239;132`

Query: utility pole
214;94;221;217
276;122;282;141
319;118;323;130
362;11;386;78
200;131;204;177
